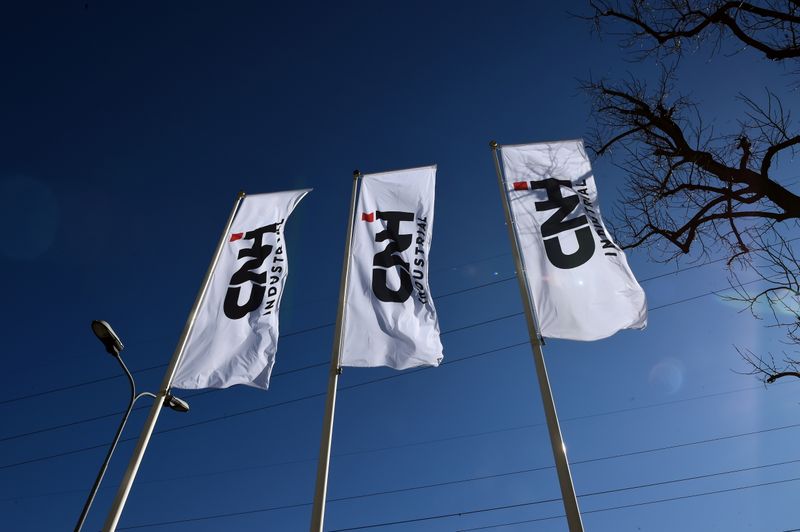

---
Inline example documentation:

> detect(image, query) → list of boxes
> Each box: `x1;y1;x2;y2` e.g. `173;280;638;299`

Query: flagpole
309;170;361;532
102;191;247;532
490;141;585;532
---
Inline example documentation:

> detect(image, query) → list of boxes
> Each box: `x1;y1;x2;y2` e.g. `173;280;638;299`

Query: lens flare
648;358;686;395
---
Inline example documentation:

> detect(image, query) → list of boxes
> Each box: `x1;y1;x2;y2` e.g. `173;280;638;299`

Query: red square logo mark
362;212;375;222
513;181;529;191
230;232;243;242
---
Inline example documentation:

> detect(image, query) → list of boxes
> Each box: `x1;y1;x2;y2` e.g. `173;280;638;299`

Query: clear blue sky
2;2;799;531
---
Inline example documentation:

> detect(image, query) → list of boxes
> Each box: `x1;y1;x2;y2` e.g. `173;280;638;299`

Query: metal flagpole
309;170;361;532
490;141;585;532
102;191;247;531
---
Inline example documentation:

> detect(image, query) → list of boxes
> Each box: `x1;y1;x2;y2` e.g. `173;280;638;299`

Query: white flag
341;166;443;369
501;140;647;341
172;189;310;390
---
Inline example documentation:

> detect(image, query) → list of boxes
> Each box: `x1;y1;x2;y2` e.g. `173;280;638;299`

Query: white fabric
341;166;443;369
501;140;647;341
172;189;310;390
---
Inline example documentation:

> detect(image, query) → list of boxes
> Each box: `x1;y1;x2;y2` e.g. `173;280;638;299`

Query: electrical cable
0;276;516;407
2;357;788;445
332;476;800;531
0;363;166;407
0;306;526;443
456;476;800;531
0;341;529;470
4;230;797;408
0;274;789;454
5;393;800;511
2;239;788;407
0;360;330;443
5;354;798;472
111;466;800;531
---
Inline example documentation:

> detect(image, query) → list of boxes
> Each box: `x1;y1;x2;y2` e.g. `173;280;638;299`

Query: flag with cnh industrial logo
501;140;646;340
341;166;443;369
172;189;310;390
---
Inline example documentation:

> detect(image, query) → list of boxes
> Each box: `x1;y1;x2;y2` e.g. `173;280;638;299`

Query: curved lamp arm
74;354;144;532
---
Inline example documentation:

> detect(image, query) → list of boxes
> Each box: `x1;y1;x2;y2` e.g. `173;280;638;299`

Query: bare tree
588;0;800;61
729;231;800;381
584;0;800;382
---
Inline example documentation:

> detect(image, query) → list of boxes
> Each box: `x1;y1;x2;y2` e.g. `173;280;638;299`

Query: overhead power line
0;272;791;460
4;267;778;444
92;456;800;529
255;234;800;321
1;240;782;409
4;233;796;408
0;308;526;443
5;371;800;506
456;476;800;531
332;476;800;531
0;341;529;470
0;363;167;407
0;276;517;407
4;366;793;470
4;373;798;504
0;323;332;408
633;234;800;285
0;359;334;443
282;251;516;311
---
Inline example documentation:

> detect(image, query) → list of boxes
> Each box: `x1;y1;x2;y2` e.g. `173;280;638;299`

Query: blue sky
1;2;799;531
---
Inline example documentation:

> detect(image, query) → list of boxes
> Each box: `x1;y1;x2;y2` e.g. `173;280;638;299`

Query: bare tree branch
588;1;800;61
583;0;800;380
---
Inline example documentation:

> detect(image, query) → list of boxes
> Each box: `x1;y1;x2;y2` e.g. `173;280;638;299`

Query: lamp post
74;320;189;532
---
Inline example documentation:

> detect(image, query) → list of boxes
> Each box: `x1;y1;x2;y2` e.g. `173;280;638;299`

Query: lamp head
91;320;124;356
165;393;190;413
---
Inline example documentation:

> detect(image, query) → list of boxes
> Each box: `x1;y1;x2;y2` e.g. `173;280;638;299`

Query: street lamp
74;320;190;532
165;393;190;413
91;319;124;356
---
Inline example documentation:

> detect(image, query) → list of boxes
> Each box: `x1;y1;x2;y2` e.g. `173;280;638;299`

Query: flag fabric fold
341;166;443;369
172;189;310;390
501;140;647;341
